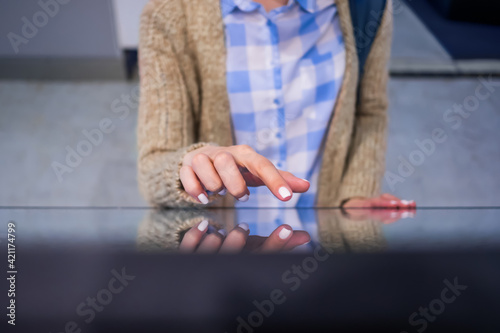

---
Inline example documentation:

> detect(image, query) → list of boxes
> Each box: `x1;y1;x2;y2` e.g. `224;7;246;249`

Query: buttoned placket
262;10;287;172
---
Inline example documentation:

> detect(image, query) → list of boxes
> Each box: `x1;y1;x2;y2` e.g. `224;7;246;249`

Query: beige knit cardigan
137;0;393;208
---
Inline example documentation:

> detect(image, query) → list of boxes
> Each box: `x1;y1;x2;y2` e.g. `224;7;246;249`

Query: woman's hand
181;145;310;204
179;220;311;254
341;193;416;224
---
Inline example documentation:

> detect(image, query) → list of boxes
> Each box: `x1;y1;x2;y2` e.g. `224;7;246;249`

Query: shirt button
273;98;280;105
277;162;282;168
276;132;281;138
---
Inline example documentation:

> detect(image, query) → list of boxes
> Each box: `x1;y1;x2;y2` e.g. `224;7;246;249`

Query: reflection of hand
179;220;311;254
181;145;310;204
342;193;416;224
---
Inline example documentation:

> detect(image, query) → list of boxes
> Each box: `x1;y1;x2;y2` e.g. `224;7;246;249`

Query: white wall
112;0;150;49
0;0;120;58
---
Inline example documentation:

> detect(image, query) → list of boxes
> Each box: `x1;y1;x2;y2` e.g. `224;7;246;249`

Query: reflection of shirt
221;0;345;208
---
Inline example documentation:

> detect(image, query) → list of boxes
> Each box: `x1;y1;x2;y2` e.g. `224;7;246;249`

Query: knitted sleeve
337;0;393;202
137;0;219;207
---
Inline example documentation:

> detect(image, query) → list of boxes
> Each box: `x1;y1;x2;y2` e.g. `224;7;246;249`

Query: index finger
239;153;293;201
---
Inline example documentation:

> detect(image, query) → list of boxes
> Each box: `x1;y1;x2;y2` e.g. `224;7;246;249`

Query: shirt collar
221;0;259;17
221;0;335;17
221;0;237;17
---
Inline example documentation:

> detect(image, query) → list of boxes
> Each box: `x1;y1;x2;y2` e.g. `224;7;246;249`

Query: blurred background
0;0;499;207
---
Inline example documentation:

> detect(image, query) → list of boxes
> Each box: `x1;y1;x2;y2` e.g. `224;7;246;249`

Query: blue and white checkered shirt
221;0;345;209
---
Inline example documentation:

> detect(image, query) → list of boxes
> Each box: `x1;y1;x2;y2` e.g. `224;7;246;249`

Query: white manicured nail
198;193;209;204
401;212;415;219
218;188;227;196
279;187;291;199
238;194;249;202
401;200;410;205
238;223;249;231
197;220;208;232
390;200;398;205
218;229;227;236
301;178;309;183
278;228;292;239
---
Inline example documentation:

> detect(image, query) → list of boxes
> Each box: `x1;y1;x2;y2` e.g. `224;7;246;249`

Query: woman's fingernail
198;193;209;204
238;223;249;231
238;194;249;202
279;187;291;199
218;229;227;236
197;220;208;232
390;200;398;205
278;227;292;240
301;178;309;183
401;211;415;219
218;188;227;196
401;200;410;205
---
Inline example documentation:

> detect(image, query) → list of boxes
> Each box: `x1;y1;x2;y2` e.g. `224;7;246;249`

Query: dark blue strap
349;0;387;81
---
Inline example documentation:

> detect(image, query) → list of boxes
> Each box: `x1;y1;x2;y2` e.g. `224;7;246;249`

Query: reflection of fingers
377;211;403;224
179;220;209;253
282;231;311;251
259;225;293;253
376;210;415;224
400;211;416;218
342;209;370;220
196;233;223;253
243;235;267;250
219;223;249;253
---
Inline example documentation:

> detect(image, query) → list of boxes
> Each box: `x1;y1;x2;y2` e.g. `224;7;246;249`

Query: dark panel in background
406;0;500;59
